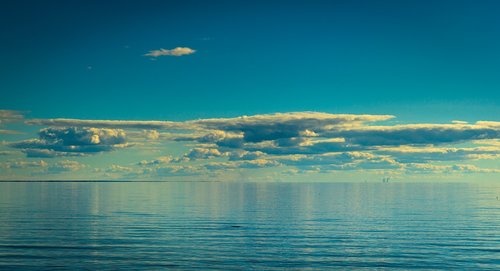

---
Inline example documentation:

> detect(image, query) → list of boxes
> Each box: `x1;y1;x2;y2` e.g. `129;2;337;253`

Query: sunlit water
0;182;499;270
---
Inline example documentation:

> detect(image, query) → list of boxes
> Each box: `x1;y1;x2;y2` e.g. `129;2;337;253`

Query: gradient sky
1;0;499;181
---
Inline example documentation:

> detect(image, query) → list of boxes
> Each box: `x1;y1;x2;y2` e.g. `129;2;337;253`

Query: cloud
278;152;401;171
404;163;500;174
142;129;160;140
204;159;281;170
23;149;86;158
0;109;25;134
0;129;23;135
105;164;135;173
1;159;86;176
47;160;85;173
0;109;25;125
25;118;186;130
13;111;500;177
156;165;201;176
174;130;245;148
193;112;394;143
243;137;356;155
324;122;500;146
138;156;173;166
185;148;225;160
1;160;48;169
228;150;264;161
10;127;129;157
474;139;500;146
144;47;196;57
92;164;141;179
376;146;500;163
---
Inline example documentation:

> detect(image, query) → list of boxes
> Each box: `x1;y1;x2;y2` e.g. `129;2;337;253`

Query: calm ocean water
0;182;499;270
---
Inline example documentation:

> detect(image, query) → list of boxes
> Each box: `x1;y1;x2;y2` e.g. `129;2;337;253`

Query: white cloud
138;156;173;166
11;111;500;177
144;47;196;57
185;148;225;160
1;160;48;169
47;160;85;173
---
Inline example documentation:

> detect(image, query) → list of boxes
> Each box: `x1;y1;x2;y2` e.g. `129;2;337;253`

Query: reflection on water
0;182;499;270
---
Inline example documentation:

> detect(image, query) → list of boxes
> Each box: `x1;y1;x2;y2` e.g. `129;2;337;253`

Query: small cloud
185;148;225;160
0;129;23;135
47;160;85;173
142;129;160;140
0;109;25;126
138;156;173;166
105;164;134;173
1;159;48;169
144;47;196;57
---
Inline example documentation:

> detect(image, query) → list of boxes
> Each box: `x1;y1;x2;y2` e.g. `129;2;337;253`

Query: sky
0;0;499;181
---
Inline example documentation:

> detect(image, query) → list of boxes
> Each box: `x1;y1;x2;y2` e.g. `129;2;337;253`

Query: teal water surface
0;182;499;270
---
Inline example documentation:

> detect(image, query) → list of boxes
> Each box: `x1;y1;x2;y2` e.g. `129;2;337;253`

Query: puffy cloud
244;137;356;155
23;114;500;150
193;112;393;143
228;150;264;161
38;127;125;145
143;129;160;140
25;112;392;143
239;159;281;168
144;47;196;57
185;148;225;160
174;130;245;148
10;127;128;157
325;122;500;146
138;156;173;166
14;111;500;177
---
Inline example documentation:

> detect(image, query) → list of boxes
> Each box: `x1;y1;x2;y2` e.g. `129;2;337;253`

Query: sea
0;182;499;270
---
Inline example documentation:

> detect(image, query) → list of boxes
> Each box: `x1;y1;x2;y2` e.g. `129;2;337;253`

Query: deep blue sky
1;0;499;122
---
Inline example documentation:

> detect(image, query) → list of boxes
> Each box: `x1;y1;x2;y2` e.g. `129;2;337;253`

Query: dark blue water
0;182;499;270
